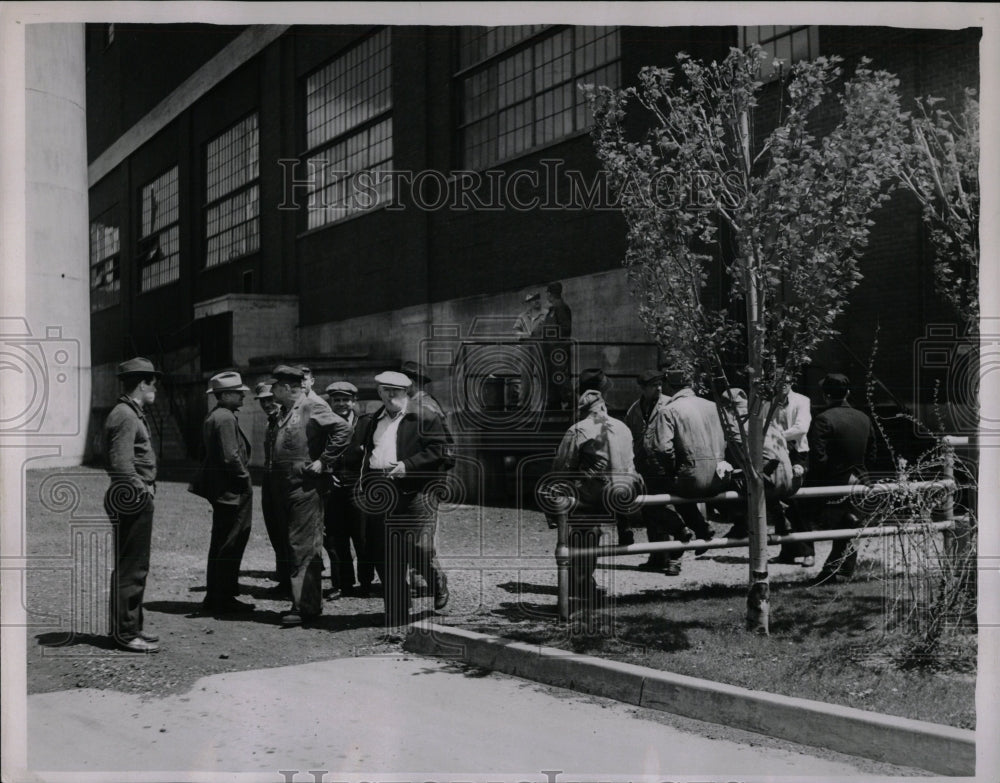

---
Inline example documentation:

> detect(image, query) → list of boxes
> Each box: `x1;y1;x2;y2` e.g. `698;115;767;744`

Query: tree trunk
745;408;770;634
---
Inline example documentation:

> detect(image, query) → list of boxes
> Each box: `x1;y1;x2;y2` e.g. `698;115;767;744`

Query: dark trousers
324;485;367;590
642;476;688;566
206;492;253;605
365;488;444;626
262;473;291;587
106;489;154;642
278;478;325;617
777;450;814;558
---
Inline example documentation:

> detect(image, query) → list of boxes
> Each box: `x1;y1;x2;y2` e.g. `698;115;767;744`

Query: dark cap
400;360;431;385
266;364;305;384
546;281;563;296
325;380;358;396
578;367;612;395
116;357;162;377
660;367;689;388
820;373;850;397
298;365;312;376
636;369;663;386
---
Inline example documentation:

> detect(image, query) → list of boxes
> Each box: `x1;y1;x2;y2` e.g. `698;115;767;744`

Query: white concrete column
21;23;92;466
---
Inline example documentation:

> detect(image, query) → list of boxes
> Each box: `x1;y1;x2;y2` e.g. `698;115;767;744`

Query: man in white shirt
345;371;452;627
770;378;815;566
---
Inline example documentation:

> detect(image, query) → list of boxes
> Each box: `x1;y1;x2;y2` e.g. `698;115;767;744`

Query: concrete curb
404;622;975;776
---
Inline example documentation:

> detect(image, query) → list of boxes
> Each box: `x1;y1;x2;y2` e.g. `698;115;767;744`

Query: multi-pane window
89;206;120;311
303;28;393;229
138;167;180;293
740;26;819;80
205;113;260;267
457;26;620;170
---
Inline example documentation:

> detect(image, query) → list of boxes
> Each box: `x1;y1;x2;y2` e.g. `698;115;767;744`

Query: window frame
202;110;261;270
89;204;121;312
454;25;622;171
299;27;394;231
136;164;181;295
739;26;819;81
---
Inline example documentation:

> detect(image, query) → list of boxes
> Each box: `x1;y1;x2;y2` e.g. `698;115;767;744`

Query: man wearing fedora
195;371;255;614
542;281;572;411
104;357;162;653
268;365;351;626
322;380;369;596
345;371;451;627
513;291;545;339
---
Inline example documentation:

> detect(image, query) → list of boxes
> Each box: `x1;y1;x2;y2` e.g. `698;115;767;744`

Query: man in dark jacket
268;365;351;626
345;371;451;627
255;382;290;596
807;373;878;581
196;371;254;614
322;380;368;596
104;357;162;653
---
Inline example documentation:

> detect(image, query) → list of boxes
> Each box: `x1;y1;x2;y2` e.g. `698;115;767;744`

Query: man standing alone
104;357;162;653
197;371;255;614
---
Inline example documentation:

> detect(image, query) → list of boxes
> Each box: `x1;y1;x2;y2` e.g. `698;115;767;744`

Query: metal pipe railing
556;457;959;620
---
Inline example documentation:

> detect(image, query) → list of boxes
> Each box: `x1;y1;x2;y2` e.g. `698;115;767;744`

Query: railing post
554;509;570;621
935;440;957;558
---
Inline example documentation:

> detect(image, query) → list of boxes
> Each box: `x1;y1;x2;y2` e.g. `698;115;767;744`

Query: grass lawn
457;568;977;730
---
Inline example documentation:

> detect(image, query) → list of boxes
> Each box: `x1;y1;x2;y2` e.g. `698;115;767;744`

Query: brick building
84;23;980;484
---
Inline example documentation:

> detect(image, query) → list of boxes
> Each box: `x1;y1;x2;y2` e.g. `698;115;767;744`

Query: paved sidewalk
26;655;910;778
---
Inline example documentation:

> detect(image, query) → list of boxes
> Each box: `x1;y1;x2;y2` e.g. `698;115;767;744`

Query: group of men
102;348;876;651
551;366;877;610
103;357;452;653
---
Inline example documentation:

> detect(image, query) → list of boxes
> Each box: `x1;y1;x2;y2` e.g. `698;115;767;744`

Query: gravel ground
23;465;903;698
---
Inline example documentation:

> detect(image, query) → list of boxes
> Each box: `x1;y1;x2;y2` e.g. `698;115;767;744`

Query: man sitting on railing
806;373;878;582
550;389;639;611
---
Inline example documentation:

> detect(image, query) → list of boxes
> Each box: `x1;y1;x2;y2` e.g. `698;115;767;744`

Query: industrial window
205;113;260;267
457;26;620;170
89;206;120;311
138;166;180;293
740;26;819;80
303;28;393;229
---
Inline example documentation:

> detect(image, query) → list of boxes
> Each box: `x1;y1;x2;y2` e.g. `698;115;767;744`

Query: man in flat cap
345;370;451;627
268;365;352;625
806;373;877;582
550;389;638;612
625;369;689;575
644;368;724;563
104;357;162;652
255;381;291;595
194;371;255;614
322;380;370;596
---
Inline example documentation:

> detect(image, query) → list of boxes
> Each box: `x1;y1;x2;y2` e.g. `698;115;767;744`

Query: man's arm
399;411;448;473
107;412;145;492
217;414;251;482
552;427;579;473
807;415;831;476
644;406;676;477
783;395;811;443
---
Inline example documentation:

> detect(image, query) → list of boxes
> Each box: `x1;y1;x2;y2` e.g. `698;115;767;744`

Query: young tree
896;90;979;332
582;46;907;633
